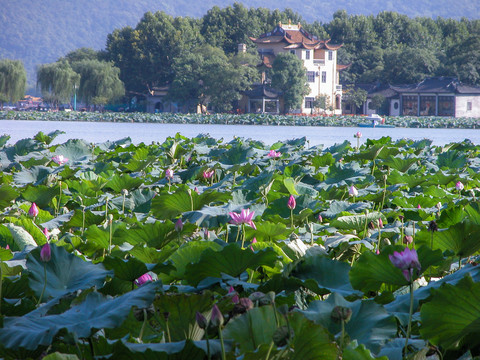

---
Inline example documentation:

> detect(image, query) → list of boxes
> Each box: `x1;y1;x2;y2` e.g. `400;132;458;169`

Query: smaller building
357;77;480;118
145;86;179;114
238;84;283;114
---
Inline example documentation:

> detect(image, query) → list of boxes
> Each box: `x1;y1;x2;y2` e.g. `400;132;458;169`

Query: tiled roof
243;84;282;99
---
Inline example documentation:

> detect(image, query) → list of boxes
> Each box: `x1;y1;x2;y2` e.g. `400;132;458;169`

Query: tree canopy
0;59;26;107
270;53;309;113
37;60;80;107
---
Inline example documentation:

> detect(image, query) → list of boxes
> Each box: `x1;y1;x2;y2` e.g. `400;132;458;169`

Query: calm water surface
2;119;480;147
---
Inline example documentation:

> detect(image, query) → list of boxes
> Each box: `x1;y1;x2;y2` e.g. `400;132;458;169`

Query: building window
402;95;418;116
467;101;473;111
321;71;327;83
305;97;314;109
438;96;454;116
328;51;333;60
307;71;315;83
420;96;436;116
394;102;399;110
290;50;296;55
305;50;310;60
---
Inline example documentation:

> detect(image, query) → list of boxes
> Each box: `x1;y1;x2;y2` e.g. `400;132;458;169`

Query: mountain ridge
2;0;479;86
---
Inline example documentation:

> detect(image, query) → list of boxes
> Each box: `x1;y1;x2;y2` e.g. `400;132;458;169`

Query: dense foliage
0;60;27;108
1;129;480;358
2;110;480;129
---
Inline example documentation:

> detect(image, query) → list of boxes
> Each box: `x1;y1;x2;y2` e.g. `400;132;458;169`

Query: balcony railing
313;59;325;66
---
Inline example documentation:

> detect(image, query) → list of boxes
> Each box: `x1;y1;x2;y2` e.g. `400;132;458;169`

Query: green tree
343;86;367;114
445;35;480;85
72;59;124;108
65;48;101;63
0;59;27;108
37;59;80;108
270;53;309;113
169;45;257;112
313;94;333;114
368;94;388;115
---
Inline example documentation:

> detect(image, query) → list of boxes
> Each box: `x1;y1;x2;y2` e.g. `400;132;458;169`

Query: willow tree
72;59;124;109
37;60;80;108
0;59;27;109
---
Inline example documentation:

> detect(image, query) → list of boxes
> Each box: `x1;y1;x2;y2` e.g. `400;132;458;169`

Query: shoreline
2;110;480;130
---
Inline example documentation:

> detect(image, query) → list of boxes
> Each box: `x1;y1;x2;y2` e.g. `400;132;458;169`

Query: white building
248;22;345;114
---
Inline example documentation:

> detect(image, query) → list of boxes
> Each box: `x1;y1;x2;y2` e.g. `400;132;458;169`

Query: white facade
251;24;343;114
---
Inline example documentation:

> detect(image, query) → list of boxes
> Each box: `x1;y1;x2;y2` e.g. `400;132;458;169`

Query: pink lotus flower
40;243;51;262
417;204;422;209
52;155;68;165
135;273;153;286
210;304;224;327
287;195;296;210
203;170;214;179
267;150;281;158
250;237;257;251
165;169;174;180
28;202;39;217
355;131;362;138
456;181;464;191
229;208;256;229
348;185;358;197
43;228;50;240
389;247;421;282
175;218;183;232
318;214;323;223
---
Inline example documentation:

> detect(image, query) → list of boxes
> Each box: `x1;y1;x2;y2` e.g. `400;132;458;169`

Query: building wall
455;95;480;118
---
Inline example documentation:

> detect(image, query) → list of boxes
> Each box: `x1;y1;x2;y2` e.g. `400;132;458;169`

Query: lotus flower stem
138;308;148;342
88;337;95;358
404;281;414;359
37;263;47;305
0;259;3;315
81;205;85;236
400;217;404;246
188;189;194;212
56;181;62;217
225;224;229;243
241;223;246;249
218;326;227;360
380;174;387;210
108;214;113;255
265;341;274;360
411;221;416;248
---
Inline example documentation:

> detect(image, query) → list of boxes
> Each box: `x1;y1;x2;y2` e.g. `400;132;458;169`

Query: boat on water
357;114;395;128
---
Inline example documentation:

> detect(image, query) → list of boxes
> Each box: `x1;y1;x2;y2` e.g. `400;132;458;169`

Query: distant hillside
1;0;479;88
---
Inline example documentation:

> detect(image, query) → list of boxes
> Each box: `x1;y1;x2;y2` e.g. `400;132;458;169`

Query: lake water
2;119;480;147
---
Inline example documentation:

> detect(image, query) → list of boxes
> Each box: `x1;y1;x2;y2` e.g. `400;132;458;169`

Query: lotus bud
403;235;413;245
42;228;50;240
355;131;362;138
417;204;422;209
196;312;208;329
135;273;153;286
40;243;51;262
165;169;174;180
28;202;39;217
436;202;442;211
318;214;323;223
210;304;224;327
456;181;464;191
287;195;296;210
194;186;200;194
175;218;183;232
232;293;240;304
428;220;438;232
331;306;352;323
122;189;129;196
378;218;384;228
204;228;209;238
239;297;254;311
348;185;358;197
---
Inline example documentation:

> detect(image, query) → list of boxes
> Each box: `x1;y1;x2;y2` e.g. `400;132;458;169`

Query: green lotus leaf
223;305;280;353
0;134;10;147
113;221;176;249
151;189;231;219
4;217;47;246
14;166;53;185
344;343;389;360
420;275;480;350
465;202;480;225
331;212;385;232
21;184;61;208
105;174;144;193
65;208;105;228
218;142;256;165
350;245;443;292
248;221;289;242
153;292;215;341
5;223;37;250
325;162;370;185
311;152;335;169
380;155;419;173
376;338;427;360
163;241;223;282
0;281;159;350
437;205;466;228
53;139;92;162
34;130;65;145
184;244;278;287
287;311;338;360
103;256;149;282
321;201;371;219
299;292;397;354
386;169;426;188
434;220;480;258
291;255;361;297
437;150;467;169
13;138;44;157
27;243;113;300
112;338;231;360
0;185;19;210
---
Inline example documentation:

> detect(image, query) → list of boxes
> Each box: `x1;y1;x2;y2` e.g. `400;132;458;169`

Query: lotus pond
1;130;480;359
